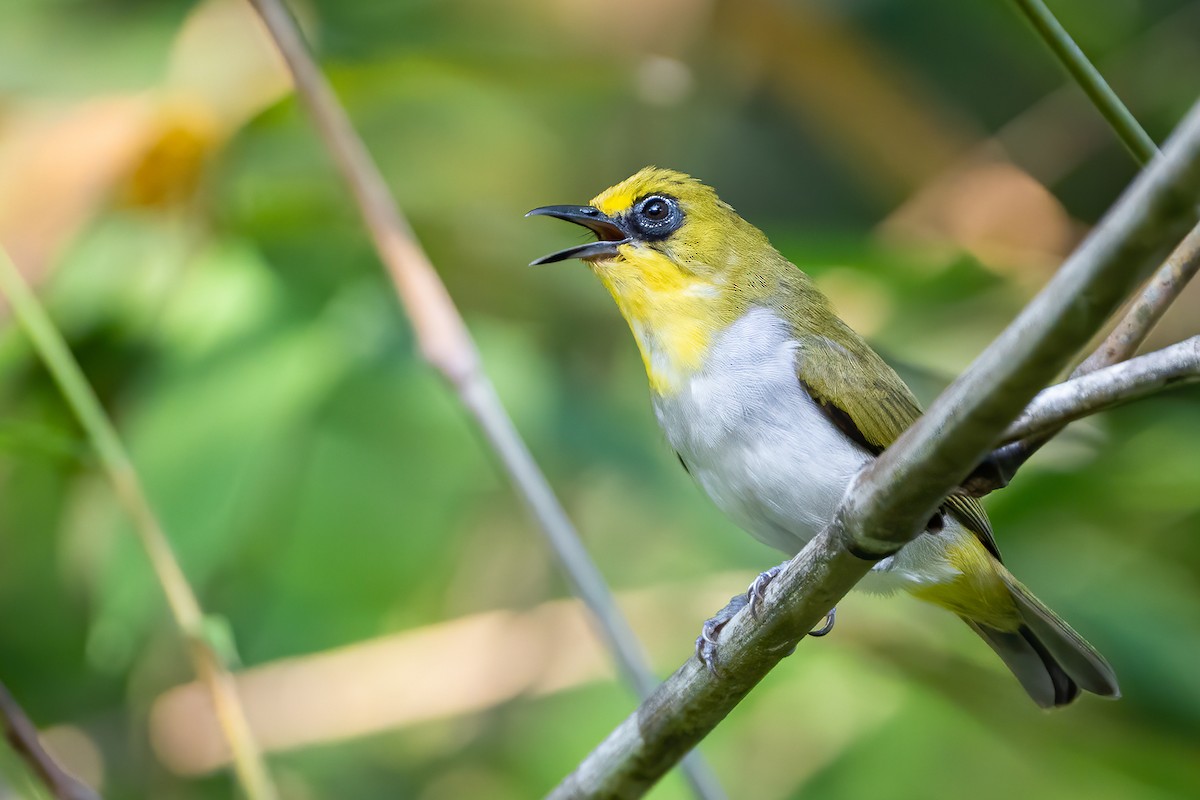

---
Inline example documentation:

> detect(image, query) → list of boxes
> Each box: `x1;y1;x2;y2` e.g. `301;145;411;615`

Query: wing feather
794;333;1001;561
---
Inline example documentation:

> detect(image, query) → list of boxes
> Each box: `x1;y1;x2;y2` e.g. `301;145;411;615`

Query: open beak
526;205;630;265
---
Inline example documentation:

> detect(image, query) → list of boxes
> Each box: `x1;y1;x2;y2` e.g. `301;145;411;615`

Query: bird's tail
964;574;1120;709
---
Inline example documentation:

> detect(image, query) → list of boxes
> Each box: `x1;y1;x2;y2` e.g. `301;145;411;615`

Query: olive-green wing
794;334;1000;561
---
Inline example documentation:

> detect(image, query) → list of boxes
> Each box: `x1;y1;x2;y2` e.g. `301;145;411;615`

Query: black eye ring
630;195;682;239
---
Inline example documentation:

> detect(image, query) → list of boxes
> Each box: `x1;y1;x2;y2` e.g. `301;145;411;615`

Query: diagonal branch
0;678;98;800
0;245;277;800
548;97;1200;800
240;1;724;797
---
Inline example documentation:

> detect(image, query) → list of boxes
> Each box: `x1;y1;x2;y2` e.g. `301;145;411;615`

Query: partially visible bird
529;167;1119;708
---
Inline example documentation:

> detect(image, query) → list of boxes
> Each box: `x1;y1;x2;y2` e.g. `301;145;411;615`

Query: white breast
652;307;872;555
653;307;964;591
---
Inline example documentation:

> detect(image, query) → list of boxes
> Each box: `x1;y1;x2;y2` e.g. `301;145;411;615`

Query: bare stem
1009;0;1158;164
241;0;724;796
0;245;277;800
549;98;1200;798
0;678;98;800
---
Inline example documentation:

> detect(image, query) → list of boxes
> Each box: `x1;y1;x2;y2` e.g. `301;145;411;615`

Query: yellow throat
586;169;762;395
590;250;723;395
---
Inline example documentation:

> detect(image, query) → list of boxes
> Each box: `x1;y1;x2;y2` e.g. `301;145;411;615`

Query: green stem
0;244;277;800
1011;0;1159;165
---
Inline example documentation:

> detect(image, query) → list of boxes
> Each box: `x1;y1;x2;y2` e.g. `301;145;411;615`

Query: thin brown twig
241;0;725;797
0;678;98;800
1006;0;1200;377
1076;223;1200;374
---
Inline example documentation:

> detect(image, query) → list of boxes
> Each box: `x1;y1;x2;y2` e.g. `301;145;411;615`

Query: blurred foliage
1;0;1199;798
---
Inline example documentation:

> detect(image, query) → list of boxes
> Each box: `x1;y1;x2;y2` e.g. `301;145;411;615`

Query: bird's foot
695;564;787;675
695;592;748;676
749;563;837;638
695;565;841;675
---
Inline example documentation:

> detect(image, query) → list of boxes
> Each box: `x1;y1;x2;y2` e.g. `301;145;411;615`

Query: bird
527;167;1120;708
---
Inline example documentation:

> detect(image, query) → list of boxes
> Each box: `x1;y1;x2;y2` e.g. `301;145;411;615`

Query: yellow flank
592;246;722;395
911;535;1020;630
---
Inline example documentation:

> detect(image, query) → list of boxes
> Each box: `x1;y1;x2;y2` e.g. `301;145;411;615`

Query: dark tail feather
964;575;1120;708
965;620;1079;708
1004;577;1121;699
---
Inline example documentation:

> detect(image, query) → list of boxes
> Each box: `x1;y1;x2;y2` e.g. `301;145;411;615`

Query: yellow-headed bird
529;167;1119;708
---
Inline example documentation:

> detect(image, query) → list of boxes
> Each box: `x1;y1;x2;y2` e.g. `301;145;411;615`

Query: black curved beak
526;205;630;265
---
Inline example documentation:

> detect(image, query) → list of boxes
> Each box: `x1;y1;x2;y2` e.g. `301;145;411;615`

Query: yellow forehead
590;166;710;216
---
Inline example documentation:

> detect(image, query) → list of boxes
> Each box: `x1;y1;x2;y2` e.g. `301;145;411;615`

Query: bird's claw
809;606;837;637
747;565;783;620
695;635;718;676
695;633;720;677
694;592;749;676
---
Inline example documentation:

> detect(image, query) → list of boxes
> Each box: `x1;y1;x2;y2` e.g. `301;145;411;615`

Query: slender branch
1005;0;1200;372
1076;224;1200;374
240;1;724;797
967;293;1200;496
0;678;98;800
1024;0;1200;378
549;99;1200;799
0;246;276;800
963;1;1200;496
1009;0;1158;164
1004;0;1200;375
1000;336;1200;442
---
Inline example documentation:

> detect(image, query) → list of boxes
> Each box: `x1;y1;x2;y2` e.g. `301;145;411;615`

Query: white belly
652;307;959;590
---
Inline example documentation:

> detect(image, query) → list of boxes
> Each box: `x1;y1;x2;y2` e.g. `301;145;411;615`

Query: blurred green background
1;0;1199;798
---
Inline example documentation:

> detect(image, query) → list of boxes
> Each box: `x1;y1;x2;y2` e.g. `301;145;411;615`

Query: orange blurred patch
0;98;153;281
148;576;754;775
879;155;1080;283
0;0;290;283
120;101;222;209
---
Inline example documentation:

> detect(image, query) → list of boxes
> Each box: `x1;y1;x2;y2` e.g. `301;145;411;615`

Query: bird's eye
642;198;668;221
630;195;682;239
